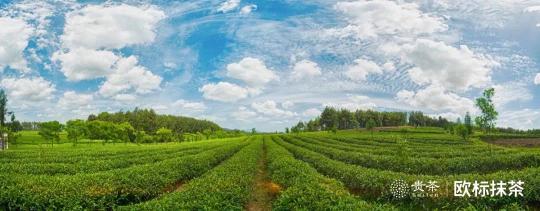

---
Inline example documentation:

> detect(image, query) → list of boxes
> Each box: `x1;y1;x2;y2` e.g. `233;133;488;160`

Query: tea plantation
1;128;539;210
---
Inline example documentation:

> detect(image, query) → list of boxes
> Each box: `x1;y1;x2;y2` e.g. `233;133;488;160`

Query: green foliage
454;124;470;141
38;121;63;146
89;108;221;134
123;138;260;210
299;107;451;132
86;120;118;142
277;134;540;209
475;88;498;133
320;107;338;130
0;138;248;209
156;127;174;143
2;127;539;210
117;122;136;143
464;112;473;134
0;89;7;127
366;118;377;140
65;119;87;145
268;137;392;210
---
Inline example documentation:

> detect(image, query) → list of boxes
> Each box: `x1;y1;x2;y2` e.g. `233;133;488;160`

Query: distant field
1;129;539;210
13;130;68;146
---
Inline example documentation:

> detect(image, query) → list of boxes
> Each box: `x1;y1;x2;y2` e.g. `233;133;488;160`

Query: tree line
288;107;453;133
87;108;221;134
287;88;501;142
36;108;246;146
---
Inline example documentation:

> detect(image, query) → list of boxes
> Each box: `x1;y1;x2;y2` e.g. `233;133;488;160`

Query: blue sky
1;0;540;131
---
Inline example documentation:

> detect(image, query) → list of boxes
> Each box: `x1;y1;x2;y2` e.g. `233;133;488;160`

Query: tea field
1;129;539;210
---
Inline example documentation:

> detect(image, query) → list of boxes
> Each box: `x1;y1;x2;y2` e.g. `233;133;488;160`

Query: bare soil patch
246;141;276;211
162;180;185;193
489;138;540;148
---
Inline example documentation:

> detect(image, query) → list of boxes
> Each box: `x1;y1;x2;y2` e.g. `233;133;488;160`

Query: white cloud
524;6;540;12
58;91;93;109
99;56;162;98
344;58;382;81
303;108;321;117
396;85;475;115
382;62;395;72
534;73;540;85
0;17;32;72
324;95;377;111
240;4;257;15
52;48;119;81
200;82;249;102
0;77;55;102
401;39;496;91
61;4;165;50
226;57;278;87
498;109;540;130
218;0;241;13
232;106;257;121
172;99;207;112
291;59;322;80
281;101;294;109
333;0;446;39
492;83;532;107
164;62;177;69
113;94;137;102
251;100;295;117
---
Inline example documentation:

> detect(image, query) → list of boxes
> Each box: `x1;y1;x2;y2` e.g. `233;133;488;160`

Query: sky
1;0;540;132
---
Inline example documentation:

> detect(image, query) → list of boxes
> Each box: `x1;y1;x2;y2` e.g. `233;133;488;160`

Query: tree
475;88;498;133
455;124;470;141
320;107;338;131
39;121;63;147
7;114;22;132
66;120;87;145
0;90;7;127
202;129;212;140
251;128;257;134
117;122;136;143
366;119;376;140
464;112;473;135
156;127;174;142
135;130;147;144
285;127;289;134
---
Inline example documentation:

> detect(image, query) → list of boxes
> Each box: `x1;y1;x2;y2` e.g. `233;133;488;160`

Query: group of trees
36;108;245;146
288;107;451;133
0;90;21;145
287;88;501;141
450;88;499;140
87;108;221;134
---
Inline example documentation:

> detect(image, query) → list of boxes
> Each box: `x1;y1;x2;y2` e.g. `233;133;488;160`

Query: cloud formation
200;82;249;102
396;85;475;115
0;77;55;102
0;17;32;72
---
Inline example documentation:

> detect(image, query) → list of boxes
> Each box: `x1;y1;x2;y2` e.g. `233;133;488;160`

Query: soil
489;138;540;148
246;140;276;211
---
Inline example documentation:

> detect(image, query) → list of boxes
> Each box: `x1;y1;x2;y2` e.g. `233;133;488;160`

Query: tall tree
66;120;87;145
366;119;377;140
0;90;7;127
320;107;338;131
39;121;63;147
475;88;498;133
464;112;473;135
